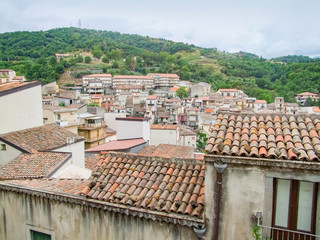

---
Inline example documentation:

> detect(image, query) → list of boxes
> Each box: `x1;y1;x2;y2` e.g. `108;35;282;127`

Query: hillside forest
0;27;320;104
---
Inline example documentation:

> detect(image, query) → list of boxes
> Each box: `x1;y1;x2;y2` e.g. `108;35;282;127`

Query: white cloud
1;0;320;58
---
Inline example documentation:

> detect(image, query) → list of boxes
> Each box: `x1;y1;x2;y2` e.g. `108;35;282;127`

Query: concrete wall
117;120;150;142
0;140;22;166
0;84;43;134
205;159;320;240
0;189;197;240
104;113;126;131
150;129;179;146
181;135;196;149
54;141;85;168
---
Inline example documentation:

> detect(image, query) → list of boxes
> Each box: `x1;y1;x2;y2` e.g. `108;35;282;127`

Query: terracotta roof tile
0;123;83;152
206;114;320;161
81;153;204;220
0;152;71;179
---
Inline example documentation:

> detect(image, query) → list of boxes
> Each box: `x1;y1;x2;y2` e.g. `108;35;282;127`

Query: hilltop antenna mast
78;19;81;28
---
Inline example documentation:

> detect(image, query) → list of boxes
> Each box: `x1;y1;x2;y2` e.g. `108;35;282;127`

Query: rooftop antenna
78;19;81;28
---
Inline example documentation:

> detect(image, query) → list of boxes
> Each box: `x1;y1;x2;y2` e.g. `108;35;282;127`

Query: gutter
213;162;227;240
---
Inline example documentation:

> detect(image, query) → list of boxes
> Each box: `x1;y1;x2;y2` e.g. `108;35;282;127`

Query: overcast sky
1;0;320;58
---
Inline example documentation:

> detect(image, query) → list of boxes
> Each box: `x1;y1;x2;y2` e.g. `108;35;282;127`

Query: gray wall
0;188;198;240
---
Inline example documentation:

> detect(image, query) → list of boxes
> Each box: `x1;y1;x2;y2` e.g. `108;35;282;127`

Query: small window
1;144;6;151
30;230;51;240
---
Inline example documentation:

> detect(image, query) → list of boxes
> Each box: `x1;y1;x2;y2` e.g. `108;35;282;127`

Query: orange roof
219;89;238;92
148;73;180;78
146;95;158;100
114;75;153;79
0;81;39;93
255;100;267;104
313;107;320;113
85;138;146;152
83;74;112;78
297;92;318;96
169;86;179;91
205;108;214;113
150;124;178;130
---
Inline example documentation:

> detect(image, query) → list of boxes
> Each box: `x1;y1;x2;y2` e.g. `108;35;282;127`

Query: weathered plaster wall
220;166;265;240
0;190;197;240
0;140;22;166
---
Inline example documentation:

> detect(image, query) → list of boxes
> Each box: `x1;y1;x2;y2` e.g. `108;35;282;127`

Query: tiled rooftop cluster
81;154;205;219
0;123;83;152
205;114;320;161
0;152;70;179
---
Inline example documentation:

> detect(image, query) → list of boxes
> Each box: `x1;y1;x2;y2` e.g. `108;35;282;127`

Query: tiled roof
148;73;180;78
0;123;84;153
83;74;112;78
146;95;158;100
205;108;214;113
85;139;146;152
138;144;194;158
4;178;89;194
43;105;77;112
255;100;267;104
0;152;71;179
114;75;153;79
219;88;238;92
0;81;38;93
80;153;204;219
151;124;178;130
205;113;320;161
297;92;318;96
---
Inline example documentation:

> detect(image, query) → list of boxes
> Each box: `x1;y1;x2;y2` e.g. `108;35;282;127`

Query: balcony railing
259;225;320;240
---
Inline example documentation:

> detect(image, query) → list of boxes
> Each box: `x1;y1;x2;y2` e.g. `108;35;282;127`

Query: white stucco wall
0;84;43;134
117;120;150;142
53;141;85;168
150;129;179;146
0;141;22;166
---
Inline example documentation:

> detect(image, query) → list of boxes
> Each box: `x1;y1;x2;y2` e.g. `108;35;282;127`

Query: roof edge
0;81;41;98
205;154;320;171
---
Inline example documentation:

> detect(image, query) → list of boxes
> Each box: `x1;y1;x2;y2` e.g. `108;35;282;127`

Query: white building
147;73;180;89
113;75;154;89
0;81;43;134
150;124;180;146
116;117;151;143
82;74;112;87
296;92;319;105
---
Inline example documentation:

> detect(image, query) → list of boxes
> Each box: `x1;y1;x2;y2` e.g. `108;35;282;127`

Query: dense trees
0;27;319;103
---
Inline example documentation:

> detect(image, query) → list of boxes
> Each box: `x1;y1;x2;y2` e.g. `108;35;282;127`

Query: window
272;179;318;239
1;144;6;151
30;230;51;240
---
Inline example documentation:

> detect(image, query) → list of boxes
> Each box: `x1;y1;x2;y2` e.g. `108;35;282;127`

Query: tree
84;56;91;64
102;56;109;63
176;87;188;99
148;90;154;95
125;55;136;71
91;46;103;59
197;132;208;152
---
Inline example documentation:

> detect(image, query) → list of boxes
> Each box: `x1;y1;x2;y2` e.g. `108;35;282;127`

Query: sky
1;0;320;59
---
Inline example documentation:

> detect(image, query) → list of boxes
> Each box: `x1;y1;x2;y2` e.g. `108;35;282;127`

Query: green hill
0;27;319;104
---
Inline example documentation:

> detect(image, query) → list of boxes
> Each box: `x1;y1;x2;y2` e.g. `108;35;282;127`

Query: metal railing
259;225;320;240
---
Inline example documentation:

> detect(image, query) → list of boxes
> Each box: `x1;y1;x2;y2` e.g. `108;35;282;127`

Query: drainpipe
213;162;227;240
